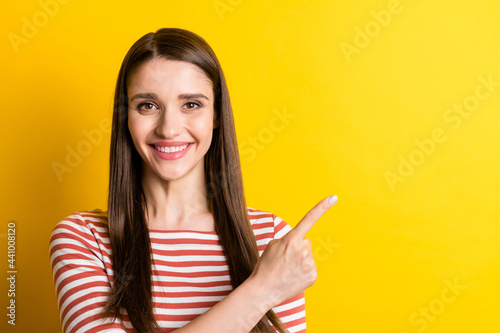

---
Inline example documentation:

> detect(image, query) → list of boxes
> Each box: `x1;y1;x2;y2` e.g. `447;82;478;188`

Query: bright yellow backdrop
1;0;499;332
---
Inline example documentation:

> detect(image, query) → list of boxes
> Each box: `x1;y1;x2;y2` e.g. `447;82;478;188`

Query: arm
172;275;271;333
175;196;337;333
49;212;128;333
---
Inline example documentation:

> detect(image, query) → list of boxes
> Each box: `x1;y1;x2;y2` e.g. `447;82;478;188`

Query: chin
156;170;188;182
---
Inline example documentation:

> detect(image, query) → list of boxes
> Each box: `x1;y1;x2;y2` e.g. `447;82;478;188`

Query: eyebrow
129;93;157;101
129;92;209;101
178;93;209;101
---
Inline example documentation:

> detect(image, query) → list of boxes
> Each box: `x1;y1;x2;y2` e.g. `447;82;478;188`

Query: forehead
127;58;213;97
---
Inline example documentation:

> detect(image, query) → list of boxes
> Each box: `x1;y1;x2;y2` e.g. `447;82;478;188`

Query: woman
49;28;338;333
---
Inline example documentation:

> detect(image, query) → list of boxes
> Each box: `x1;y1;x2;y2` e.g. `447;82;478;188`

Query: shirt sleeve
271;213;307;333
49;213;128;333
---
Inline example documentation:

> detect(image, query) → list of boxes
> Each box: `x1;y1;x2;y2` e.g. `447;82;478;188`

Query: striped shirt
49;207;307;333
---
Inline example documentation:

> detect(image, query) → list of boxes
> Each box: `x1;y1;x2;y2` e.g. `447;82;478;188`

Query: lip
150;142;193;160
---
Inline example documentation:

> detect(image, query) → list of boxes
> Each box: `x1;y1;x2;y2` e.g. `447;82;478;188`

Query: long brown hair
104;28;288;333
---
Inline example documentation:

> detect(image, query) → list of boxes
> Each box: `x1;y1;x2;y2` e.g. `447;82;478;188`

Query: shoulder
246;206;292;242
49;209;110;248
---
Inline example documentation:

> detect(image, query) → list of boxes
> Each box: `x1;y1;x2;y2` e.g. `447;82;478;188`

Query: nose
155;108;183;138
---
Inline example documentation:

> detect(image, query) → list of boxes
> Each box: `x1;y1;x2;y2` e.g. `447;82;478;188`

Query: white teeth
154;143;190;153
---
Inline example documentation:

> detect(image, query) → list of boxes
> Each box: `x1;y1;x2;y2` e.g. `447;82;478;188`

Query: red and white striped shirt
49;207;307;333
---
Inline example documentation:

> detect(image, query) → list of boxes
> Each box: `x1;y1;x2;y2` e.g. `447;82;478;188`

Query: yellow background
1;0;499;332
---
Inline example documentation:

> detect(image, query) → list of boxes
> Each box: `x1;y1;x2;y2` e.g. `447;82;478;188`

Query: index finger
287;195;338;239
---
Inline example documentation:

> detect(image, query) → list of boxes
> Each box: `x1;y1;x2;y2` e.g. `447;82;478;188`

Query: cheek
128;114;149;146
193;113;214;145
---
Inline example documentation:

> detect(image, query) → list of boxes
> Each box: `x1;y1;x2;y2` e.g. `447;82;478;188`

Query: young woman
49;28;338;333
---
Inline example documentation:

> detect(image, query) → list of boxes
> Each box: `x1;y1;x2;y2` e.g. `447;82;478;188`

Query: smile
153;143;190;153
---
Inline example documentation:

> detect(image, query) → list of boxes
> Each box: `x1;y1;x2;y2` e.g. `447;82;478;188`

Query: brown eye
184;102;201;110
138;102;158;111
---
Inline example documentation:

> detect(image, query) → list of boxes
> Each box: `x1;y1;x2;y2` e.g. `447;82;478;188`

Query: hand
248;195;338;309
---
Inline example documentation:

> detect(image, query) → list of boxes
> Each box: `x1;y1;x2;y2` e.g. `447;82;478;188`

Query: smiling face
127;57;217;184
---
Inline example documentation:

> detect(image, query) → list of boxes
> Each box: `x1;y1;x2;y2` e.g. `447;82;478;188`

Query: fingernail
328;195;338;205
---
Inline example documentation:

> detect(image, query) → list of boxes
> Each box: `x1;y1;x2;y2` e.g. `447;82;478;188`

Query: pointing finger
288;195;338;239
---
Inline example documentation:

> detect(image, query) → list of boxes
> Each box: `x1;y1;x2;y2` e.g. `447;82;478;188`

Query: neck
140;165;214;231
